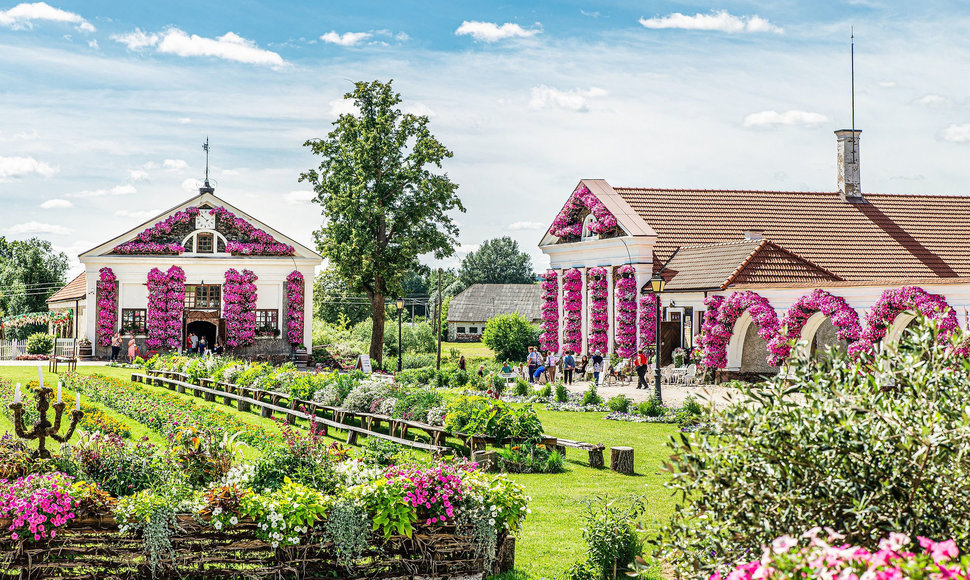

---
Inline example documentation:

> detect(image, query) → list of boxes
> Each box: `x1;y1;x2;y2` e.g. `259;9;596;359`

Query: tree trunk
610;446;635;474
369;289;385;366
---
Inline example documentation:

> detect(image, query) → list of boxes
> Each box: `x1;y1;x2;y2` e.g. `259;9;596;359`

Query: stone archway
883;311;918;347
793;312;847;361
187;320;217;353
725;311;752;371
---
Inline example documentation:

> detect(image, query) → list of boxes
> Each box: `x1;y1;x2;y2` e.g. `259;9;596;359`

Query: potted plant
77;338;93;360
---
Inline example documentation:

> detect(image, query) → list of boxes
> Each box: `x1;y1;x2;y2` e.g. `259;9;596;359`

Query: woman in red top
635;349;650;390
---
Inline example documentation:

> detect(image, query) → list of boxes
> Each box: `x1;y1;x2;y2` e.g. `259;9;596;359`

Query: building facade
70;190;321;358
538;130;970;377
446;284;542;341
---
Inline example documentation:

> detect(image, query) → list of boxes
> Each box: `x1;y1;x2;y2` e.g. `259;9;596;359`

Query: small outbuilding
447;284;542;341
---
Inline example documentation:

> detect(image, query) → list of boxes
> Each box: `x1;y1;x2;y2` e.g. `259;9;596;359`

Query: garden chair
683;364;697;386
661;365;674;384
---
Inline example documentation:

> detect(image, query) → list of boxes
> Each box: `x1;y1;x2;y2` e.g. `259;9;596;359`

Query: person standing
127;335;137;363
545;350;558;383
562;350;576;385
458;355;467;372
110;333;121;362
591;351;604;386
634;348;650;389
526;346;542;384
198;335;207;355
189;333;199;355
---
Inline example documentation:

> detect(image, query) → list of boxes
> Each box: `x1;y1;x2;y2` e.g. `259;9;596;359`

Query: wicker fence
0;515;514;579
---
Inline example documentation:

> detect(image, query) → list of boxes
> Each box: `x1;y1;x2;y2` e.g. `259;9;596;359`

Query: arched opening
725;311;752;370
581;214;598;241
187;320;217;353
795;312;847;361
739;320;779;373
883;311;918;347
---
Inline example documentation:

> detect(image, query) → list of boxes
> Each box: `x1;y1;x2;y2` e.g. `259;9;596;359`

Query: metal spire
851;28;855;140
200;137;214;194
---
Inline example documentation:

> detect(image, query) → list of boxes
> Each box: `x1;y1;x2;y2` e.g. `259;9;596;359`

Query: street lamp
649;274;665;403
396;298;405;372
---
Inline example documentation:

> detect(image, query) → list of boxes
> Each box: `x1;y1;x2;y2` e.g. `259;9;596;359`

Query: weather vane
200;137;215;194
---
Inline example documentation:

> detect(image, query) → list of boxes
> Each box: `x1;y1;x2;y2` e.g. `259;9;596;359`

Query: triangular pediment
79;192;322;260
539;179;657;247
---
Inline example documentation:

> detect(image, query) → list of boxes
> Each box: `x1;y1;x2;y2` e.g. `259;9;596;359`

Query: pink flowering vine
224;268;258;348
285;271;304;345
210;207;295;256
701;291;779;369
766;289;862;366
384;462;476;526
587;267;609;355
550;184;619;239
849;286;958;357
146;266;185;350
0;472;77;542
96;267;117;347
614;265;638;357
562;269;583;353
637;293;659;355
540;270;559;353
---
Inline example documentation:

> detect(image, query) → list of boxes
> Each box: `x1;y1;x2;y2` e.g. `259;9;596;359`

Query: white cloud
455;21;542;42
7;221;71;235
941;123;970;143
128;169;149;181
320;31;372;46
284;190;314;205
878;80;897;88
0;2;95;32
639;10;782;34
40;198;72;209
508;221;545;230
743;110;828;127
113;27;285;67
530;85;607;112
181;178;198;192
914;94;950;107
177;117;192;124
65;184;137;198
395;32;410;42
0;155;56;179
115;208;160;219
163;158;187;170
405;102;436;117
455;243;480;256
87;39;97;49
328;98;359;117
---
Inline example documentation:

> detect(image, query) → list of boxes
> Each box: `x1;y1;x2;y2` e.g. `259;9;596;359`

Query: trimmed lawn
442;341;495;359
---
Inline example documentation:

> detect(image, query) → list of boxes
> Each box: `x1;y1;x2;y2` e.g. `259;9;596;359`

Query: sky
2;0;970;278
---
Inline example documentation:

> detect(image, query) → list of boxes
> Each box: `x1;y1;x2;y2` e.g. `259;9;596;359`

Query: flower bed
587;267;609;355
562;269;583;353
539;270;559;353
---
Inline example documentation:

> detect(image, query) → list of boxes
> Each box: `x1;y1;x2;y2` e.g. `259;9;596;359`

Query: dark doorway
659;321;682;366
187;320;217;353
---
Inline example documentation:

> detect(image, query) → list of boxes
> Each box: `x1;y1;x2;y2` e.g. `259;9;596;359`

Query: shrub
481;313;539;362
444;397;544;442
537;384;552;399
359;437;408;467
513;377;531;397
555;383;569;403
635;397;664;418
340;381;392;413
659;317;970;577
70;433;170;497
496;445;564;474
607;394;631;413
581;385;602;406
570;496;646;580
26;332;54;355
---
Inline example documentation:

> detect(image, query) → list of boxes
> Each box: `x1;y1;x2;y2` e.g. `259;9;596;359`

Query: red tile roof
614;188;970;281
46;273;86;304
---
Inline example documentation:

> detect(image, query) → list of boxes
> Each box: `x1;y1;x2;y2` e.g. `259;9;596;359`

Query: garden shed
447;283;542;341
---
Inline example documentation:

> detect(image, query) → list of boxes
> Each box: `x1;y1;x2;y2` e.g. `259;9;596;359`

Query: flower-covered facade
562;269;583;354
71;189;321;358
586;267;609;355
614;266;638;357
539;270;559;353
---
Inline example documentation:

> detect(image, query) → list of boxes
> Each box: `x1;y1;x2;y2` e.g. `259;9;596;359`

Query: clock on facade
195;213;215;230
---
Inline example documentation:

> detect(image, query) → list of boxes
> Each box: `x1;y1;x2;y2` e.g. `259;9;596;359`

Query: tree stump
237;398;250;413
472;450;497;472
588;445;605;469
610;446;634;474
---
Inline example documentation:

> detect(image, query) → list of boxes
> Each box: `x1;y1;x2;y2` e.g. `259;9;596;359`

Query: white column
84;268;97;343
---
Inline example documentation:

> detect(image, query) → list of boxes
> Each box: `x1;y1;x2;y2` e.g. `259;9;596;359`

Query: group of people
107;332;224;362
511;346;655;389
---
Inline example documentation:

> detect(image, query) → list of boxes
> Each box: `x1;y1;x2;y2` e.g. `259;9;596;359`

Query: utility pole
435;268;442;370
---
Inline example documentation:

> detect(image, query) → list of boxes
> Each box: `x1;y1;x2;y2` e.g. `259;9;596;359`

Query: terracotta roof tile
614;188;970;281
46;272;86;304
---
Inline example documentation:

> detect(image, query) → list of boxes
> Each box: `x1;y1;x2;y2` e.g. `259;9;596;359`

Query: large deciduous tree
0;237;69;338
458;236;535;288
300;80;464;365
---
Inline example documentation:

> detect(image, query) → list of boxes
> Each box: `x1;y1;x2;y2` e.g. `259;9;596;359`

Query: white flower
878;532;910;551
526;508;532;514
229;516;238;525
488;518;495;525
271;541;279;548
212;507;223;516
771;535;796;554
214;521;223;530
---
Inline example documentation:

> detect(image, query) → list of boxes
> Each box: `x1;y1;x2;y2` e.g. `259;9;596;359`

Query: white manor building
50;187;322;358
538;130;970;379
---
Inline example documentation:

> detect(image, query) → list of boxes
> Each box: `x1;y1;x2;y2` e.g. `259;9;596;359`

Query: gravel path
556;377;742;410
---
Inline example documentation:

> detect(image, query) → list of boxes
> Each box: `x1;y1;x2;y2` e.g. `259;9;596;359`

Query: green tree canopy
0;237;69;338
313;268;371;326
481;312;540;362
300;80;465;365
458;237;535;289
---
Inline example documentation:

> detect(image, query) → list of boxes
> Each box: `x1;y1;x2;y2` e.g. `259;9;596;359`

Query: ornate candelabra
9;386;83;459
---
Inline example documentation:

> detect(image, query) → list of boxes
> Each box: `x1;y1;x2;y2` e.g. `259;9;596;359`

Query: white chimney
836;129;862;201
743;230;762;241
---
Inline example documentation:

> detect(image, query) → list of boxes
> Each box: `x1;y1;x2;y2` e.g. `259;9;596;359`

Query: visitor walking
562;350;575;385
110;333;121;361
526;346;542;384
544;350;558;383
591;351;604;386
127;335;137;363
635;348;649;389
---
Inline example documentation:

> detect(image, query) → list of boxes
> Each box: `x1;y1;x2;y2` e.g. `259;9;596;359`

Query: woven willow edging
0;515;514;580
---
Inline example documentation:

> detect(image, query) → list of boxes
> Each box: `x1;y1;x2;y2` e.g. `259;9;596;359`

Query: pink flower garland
145;266;185;350
766;289;862;366
849;286;958;357
112;206;294;256
540;270;559;353
223;268;258;348
614;266;638;357
587;267;609;355
638;293;659;355
96;267;117;347
550;184;619;238
285;271;305;345
701;291;779;369
562;269;583;353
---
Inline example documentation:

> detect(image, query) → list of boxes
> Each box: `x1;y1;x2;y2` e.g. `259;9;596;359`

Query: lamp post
649;274;665;403
396;298;405;372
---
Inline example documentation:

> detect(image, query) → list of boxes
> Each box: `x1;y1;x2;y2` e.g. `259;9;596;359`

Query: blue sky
2;1;970;277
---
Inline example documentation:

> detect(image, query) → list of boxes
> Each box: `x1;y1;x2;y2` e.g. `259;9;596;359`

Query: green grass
442;341;495;359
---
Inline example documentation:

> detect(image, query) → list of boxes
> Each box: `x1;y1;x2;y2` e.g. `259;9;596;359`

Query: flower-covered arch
614;265;638;357
701;291;780;369
848;286;958;356
539;271;559;353
766;289;862;366
550;185;619;240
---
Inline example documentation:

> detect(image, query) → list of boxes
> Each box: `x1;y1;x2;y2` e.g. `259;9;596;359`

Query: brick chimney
835;129;862;201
